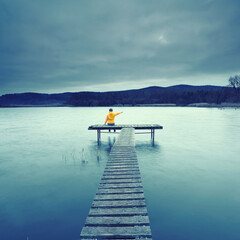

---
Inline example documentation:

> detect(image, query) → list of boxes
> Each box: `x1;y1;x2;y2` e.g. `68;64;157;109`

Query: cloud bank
1;0;240;94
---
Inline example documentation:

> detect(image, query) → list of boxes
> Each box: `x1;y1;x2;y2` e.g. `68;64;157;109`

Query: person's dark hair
109;108;113;112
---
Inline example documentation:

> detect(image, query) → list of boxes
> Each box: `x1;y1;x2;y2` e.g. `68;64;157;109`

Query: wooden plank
81;238;151;240
103;173;141;177
108;156;137;159
102;174;141;178
80;226;152;238
109;151;137;154
106;163;138;166
88;207;148;216
110;152;137;155
109;152;137;155
92;199;146;208
111;148;136;151
107;159;138;163
109;157;137;160
101;173;139;178
94;193;145;200
105;166;138;169
81;238;150;240
105;166;139;169
107;162;138;166
105;168;139;171
108;155;137;158
100;179;141;184
105;167;139;171
106;164;138;168
110;150;136;153
109;152;136;156
104;168;140;172
107;157;137;160
106;163;138;167
101;176;142;182
100;181;142;185
109;155;137;158
97;188;144;194
99;183;143;189
108;157;137;160
99;182;142;186
101;178;141;181
103;172;141;176
85;215;150;226
109;154;137;157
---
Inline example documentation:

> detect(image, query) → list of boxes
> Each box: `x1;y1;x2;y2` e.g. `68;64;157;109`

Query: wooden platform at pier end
80;128;152;240
89;124;163;144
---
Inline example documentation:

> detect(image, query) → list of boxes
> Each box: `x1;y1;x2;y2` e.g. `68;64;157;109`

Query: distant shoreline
186;102;240;108
1;103;240;108
1;85;239;108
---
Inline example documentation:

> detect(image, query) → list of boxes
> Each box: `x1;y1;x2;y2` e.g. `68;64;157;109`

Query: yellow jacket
105;112;121;124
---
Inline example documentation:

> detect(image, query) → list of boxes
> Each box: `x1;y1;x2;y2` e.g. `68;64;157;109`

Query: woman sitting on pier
104;108;123;131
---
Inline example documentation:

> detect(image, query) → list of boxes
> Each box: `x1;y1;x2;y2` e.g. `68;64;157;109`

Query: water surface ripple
0;107;239;240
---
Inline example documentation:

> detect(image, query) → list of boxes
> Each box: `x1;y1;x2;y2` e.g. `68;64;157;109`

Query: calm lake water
0;107;239;240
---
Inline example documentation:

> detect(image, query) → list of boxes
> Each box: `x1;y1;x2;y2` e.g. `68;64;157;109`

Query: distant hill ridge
0;85;237;107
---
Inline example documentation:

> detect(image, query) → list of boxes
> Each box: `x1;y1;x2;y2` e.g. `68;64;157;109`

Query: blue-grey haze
1;0;240;94
0;107;239;240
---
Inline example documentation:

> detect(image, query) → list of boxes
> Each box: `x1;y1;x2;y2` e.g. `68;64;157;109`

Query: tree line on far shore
66;86;238;106
0;75;239;107
66;75;240;106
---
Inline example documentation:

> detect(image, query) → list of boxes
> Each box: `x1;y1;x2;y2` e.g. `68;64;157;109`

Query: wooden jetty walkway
80;128;153;239
88;124;163;144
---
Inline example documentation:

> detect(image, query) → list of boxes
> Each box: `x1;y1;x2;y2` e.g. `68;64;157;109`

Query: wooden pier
80;128;152;239
88;124;163;144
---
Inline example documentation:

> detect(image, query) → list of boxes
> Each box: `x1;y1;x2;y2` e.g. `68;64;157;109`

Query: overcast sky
1;0;240;94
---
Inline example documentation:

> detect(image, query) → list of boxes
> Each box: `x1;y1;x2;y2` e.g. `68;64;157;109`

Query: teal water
0;107;239;240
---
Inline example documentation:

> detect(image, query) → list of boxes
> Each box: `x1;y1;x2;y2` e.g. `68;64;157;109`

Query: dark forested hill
0;85;238;107
0;92;72;107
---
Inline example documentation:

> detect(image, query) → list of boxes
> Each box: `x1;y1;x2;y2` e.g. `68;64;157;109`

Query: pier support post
150;128;155;143
97;130;101;144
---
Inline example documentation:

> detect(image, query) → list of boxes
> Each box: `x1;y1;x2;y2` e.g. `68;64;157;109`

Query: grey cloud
0;0;240;94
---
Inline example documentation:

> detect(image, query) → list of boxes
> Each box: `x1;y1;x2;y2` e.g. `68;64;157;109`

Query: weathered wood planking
89;124;163;144
80;128;152;240
88;124;163;130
